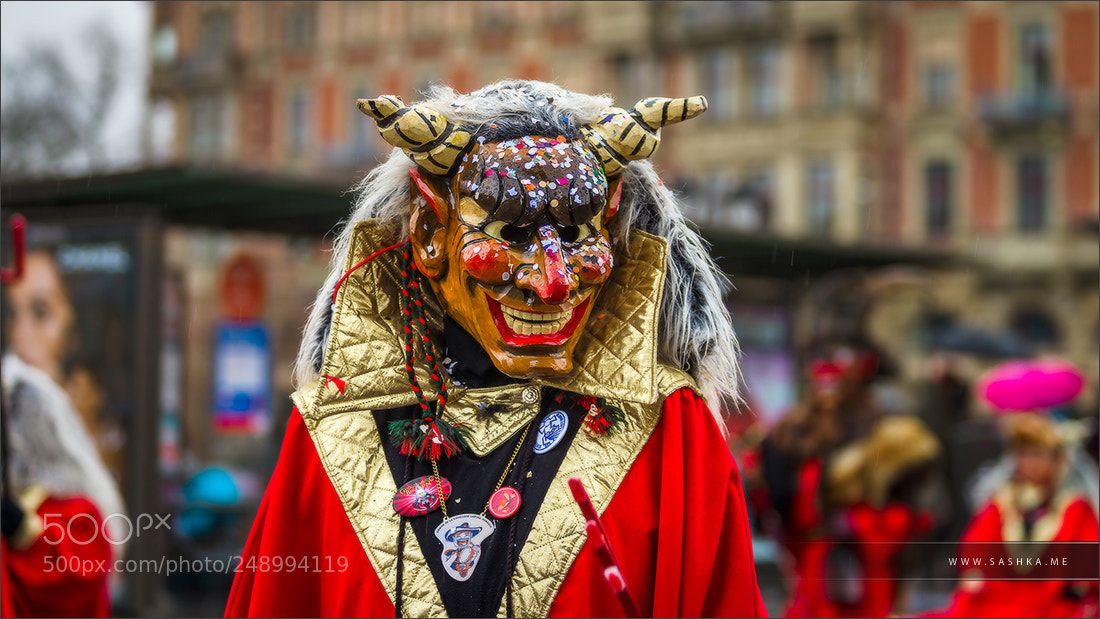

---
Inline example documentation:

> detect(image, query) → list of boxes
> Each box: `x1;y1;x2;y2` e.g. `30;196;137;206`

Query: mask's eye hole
483;221;530;244
558;224;594;244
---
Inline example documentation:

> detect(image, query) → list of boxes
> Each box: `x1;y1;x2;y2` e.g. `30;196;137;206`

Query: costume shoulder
225;409;392;618
960;499;1005;543
551;386;767;618
1061;494;1100;540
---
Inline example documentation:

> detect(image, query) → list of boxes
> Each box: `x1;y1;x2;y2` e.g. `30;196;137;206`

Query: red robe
774;458;931;618
1;496;113;618
926;494;1099;618
226;387;767;618
784;500;930;618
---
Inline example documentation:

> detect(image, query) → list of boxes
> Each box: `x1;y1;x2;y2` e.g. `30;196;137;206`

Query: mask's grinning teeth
501;305;571;336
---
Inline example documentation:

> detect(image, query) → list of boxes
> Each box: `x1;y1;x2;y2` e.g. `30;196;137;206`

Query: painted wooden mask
359;91;706;378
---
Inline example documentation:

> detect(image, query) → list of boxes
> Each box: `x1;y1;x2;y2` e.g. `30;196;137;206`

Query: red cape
925;495;1099;618
773;457;933;618
226;387;767;617
1;496;112;618
784;501;930;618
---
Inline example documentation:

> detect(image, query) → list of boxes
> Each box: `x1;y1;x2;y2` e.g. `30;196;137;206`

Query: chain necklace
429;418;534;582
430;420;532;521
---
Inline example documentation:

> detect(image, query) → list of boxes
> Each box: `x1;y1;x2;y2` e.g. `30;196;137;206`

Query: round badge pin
534;410;569;454
392;476;452;517
488;487;521;519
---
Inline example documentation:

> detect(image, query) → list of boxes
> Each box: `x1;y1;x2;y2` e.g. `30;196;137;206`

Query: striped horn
357;95;473;176
580;96;707;176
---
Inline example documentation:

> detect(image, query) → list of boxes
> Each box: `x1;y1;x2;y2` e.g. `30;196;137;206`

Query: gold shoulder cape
291;220;699;617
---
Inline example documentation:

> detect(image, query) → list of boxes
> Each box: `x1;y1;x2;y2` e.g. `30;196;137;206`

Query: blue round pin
534;411;569;454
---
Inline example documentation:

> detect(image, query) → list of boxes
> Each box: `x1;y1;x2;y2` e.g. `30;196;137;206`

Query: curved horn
580;96;708;176
357;96;473;176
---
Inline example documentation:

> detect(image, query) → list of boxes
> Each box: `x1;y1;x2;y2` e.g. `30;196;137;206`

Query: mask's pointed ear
409;168;449;279
603;176;624;227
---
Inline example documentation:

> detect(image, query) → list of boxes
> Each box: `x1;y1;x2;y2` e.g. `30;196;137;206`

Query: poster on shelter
210;319;271;434
2;219;144;492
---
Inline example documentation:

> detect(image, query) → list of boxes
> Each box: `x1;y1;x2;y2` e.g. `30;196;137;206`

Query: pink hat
977;359;1086;413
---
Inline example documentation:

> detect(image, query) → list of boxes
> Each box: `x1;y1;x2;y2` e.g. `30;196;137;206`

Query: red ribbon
322;375;347;393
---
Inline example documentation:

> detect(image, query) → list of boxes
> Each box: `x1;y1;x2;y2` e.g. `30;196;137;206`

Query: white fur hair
1;353;128;557
294;80;740;420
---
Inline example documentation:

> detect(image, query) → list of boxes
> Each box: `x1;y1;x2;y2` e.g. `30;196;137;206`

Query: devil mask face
409;136;619;377
358;85;708;378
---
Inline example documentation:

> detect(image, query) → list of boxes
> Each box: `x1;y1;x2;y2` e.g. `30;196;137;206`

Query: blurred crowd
735;338;1099;618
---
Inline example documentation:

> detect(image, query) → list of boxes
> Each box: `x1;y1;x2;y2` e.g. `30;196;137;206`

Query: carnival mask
359;92;707;378
409;137;617;376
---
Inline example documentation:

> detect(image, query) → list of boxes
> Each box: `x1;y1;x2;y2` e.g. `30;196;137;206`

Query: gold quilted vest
291;220;699;617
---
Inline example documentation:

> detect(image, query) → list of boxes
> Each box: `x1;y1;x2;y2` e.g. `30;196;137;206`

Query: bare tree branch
0;21;122;180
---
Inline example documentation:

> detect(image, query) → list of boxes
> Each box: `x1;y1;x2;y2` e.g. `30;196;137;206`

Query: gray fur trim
1;354;128;554
616;161;742;415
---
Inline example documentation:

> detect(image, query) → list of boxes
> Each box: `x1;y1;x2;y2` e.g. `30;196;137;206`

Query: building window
923;62;956;110
699;48;737;120
1019;22;1052;94
729;167;773;231
808;33;841;109
805;158;834;235
285;4;317;51
198;9;234;59
924;161;953;237
614;56;648;111
1017;155;1047;231
677;1;774;35
148;99;177;164
287;88;310;157
673;177;709;223
749;44;780;117
350;85;374;158
189;95;224;160
152;25;178;66
478;3;514;32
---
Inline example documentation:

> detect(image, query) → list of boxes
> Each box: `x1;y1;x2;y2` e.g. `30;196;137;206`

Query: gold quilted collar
293;219;695;425
298;376;667;617
291;219;698;616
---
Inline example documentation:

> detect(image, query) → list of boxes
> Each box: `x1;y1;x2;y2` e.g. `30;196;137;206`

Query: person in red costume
925;411;1099;619
1;353;127;618
226;80;766;618
747;342;942;618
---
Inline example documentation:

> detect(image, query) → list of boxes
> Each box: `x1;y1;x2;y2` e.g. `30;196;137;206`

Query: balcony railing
661;0;788;46
150;50;245;95
979;90;1071;133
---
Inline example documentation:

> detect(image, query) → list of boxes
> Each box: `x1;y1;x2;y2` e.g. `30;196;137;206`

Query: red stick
569;476;641;618
1;214;26;285
586;522;643;618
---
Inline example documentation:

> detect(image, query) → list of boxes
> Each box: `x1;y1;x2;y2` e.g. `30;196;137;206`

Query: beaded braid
387;245;472;460
400;244;447;412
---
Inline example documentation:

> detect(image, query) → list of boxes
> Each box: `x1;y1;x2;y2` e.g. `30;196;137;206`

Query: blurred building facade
872;1;1098;393
132;2;1100;615
146;1;1098;396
